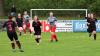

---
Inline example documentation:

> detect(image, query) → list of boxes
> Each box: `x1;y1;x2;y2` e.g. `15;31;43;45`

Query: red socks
23;29;26;34
51;34;58;41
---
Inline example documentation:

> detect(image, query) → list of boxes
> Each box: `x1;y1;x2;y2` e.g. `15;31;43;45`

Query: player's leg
7;33;15;52
50;26;54;42
34;35;40;45
51;25;58;42
37;35;41;45
87;28;92;37
13;32;24;52
37;30;41;43
92;30;96;40
50;32;54;42
18;27;23;36
23;24;26;34
27;23;32;34
89;33;92;37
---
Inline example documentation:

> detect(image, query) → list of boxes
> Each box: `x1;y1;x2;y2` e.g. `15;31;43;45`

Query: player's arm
32;21;35;33
13;21;18;30
39;21;42;26
86;19;90;26
55;17;57;21
15;18;18;25
2;22;6;31
32;21;35;27
87;23;90;25
22;15;25;23
2;22;6;28
95;18;98;22
54;17;57;25
85;17;88;19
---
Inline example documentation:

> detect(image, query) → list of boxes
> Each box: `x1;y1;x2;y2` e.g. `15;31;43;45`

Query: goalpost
30;9;88;19
30;9;88;32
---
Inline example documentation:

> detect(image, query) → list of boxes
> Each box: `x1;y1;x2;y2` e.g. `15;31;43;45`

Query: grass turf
0;32;100;56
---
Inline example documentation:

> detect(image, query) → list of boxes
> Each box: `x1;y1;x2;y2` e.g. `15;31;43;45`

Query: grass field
0;32;100;56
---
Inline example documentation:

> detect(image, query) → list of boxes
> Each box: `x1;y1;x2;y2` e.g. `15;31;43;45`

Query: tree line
4;0;100;16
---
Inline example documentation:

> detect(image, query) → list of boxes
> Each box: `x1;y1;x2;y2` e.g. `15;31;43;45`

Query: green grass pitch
0;32;100;56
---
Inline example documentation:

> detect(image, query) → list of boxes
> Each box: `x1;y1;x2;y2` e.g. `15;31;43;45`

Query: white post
86;9;88;17
30;9;32;19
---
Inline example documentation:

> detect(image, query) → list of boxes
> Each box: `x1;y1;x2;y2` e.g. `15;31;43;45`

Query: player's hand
55;21;57;25
87;23;90;25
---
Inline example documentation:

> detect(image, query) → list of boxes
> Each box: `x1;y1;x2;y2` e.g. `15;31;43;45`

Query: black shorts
18;24;23;27
7;32;18;41
87;28;96;33
34;30;41;35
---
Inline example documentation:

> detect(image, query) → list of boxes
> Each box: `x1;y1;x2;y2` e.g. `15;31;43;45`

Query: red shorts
50;25;56;32
26;23;30;28
23;23;30;29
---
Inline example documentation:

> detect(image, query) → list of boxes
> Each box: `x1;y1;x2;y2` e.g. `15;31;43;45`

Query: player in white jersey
47;12;58;42
23;11;32;34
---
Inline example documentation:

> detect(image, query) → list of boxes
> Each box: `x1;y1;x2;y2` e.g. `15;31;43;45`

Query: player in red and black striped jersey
86;13;97;40
16;13;23;36
2;16;24;52
32;16;42;45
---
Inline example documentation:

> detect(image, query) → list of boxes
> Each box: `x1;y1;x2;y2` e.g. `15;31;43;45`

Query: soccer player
86;13;97;40
47;12;58;42
2;16;24;52
23;11;32;34
32;16;42;45
16;13;23;36
85;13;91;37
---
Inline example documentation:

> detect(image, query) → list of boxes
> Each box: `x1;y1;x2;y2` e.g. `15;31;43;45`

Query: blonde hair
49;12;53;16
33;15;38;20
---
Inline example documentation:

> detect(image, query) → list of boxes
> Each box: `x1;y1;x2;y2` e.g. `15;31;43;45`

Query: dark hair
8;16;12;19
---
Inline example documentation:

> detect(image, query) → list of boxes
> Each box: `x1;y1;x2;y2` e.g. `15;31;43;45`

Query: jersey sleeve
95;18;97;22
13;21;17;27
54;17;57;21
32;21;35;27
16;18;18;23
87;18;90;23
39;21;42;26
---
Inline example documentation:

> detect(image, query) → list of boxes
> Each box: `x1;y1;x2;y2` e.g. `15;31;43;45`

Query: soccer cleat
56;39;58;42
50;40;53;42
19;49;24;52
30;34;33;36
37;43;40;46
